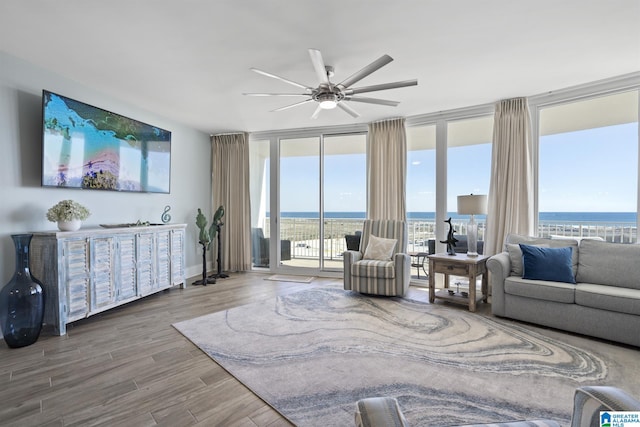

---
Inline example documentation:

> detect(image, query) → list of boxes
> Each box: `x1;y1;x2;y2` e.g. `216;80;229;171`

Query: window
447;116;493;239
406;125;436;254
538;91;639;242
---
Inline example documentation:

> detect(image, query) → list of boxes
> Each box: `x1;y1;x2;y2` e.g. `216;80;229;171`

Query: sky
278;122;638;214
539;123;637;212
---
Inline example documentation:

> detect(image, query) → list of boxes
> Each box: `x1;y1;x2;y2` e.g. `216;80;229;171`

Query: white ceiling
1;1;639;135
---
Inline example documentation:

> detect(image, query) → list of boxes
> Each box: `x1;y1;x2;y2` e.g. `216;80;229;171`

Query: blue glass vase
0;234;45;348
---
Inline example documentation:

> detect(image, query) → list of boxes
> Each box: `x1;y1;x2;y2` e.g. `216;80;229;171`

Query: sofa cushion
505;234;578;276
575;283;640;316
520;244;576;284
352;259;395;279
576;239;640;290
504;276;576;303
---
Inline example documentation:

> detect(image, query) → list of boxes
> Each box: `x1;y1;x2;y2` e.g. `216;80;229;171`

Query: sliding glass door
280;137;321;269
323;134;367;269
249;139;271;269
274;133;367;273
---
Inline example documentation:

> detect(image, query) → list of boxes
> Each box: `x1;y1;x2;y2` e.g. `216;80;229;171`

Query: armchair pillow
363;235;397;261
520;244;576;284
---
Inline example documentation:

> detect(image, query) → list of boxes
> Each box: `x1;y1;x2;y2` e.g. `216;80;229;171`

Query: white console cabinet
30;224;186;335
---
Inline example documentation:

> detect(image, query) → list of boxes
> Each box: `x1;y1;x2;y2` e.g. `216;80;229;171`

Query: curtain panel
485;98;535;255
211;133;252;272
367;118;407;221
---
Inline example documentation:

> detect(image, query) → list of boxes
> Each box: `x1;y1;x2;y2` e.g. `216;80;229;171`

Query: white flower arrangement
46;200;91;222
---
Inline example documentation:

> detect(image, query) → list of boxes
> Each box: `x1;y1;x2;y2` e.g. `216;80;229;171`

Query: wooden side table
428;253;489;312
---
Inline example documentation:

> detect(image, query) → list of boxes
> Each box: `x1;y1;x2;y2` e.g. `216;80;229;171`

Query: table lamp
457;194;488;257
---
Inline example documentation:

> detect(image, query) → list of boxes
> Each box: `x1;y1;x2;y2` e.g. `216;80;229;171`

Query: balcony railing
538;221;637;243
261;218;637;263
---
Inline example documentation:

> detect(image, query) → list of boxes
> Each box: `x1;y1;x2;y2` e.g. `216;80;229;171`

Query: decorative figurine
209;206;228;280
193;208;218;286
440;217;458;255
161;205;171;223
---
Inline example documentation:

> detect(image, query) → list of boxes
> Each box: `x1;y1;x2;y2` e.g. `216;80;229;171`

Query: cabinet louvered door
117;235;137;301
171;229;185;286
156;231;171;290
137;233;155;296
63;239;90;322
90;237;116;311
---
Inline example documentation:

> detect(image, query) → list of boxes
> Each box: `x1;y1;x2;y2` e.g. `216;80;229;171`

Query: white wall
0;51;212;284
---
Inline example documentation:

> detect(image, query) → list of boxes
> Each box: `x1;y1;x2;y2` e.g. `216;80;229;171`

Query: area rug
173;287;640;427
264;274;315;283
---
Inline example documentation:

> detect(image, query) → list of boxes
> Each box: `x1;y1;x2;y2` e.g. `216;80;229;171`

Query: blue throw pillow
519;244;576;284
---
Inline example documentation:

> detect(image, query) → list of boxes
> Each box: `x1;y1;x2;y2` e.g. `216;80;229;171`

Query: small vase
57;219;81;231
0;234;45;348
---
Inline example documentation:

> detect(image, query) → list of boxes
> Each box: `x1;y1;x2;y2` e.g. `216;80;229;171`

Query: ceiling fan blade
337;102;360;118
251;68;312;91
337;54;394;89
271;99;313;112
308;49;331;86
343;96;400;107
344;79;418;95
243;93;309;96
311;104;323;119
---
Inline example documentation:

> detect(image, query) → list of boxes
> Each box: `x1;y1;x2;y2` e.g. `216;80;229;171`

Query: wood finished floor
0;273;321;426
0;272;438;427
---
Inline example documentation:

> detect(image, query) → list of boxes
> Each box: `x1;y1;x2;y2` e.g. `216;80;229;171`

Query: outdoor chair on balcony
343;219;410;297
251;228;292;268
345;230;362;251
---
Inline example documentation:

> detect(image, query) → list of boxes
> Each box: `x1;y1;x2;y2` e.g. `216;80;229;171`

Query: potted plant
46;200;91;231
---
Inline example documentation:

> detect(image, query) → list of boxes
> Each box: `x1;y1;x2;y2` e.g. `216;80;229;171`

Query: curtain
211;133;252;271
367;118;407;221
485;98;534;255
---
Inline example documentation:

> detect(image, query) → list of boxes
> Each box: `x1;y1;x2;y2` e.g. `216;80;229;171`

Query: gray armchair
343;219;410;297
355;386;640;427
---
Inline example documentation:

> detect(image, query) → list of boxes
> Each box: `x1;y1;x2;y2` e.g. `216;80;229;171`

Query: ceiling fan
243;48;418;119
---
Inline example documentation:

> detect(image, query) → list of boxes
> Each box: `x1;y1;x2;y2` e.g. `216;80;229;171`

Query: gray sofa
487;234;640;347
355;386;640;427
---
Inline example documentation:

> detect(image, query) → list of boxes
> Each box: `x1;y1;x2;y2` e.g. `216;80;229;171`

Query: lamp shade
457;194;488;215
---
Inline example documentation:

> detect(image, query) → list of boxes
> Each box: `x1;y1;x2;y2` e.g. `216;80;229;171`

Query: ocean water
275;212;637;223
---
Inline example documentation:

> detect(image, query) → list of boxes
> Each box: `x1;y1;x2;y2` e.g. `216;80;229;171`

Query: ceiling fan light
319;99;337;109
317;93;338;109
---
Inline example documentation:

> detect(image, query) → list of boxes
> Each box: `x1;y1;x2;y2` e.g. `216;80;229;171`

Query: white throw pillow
363;235;397;261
